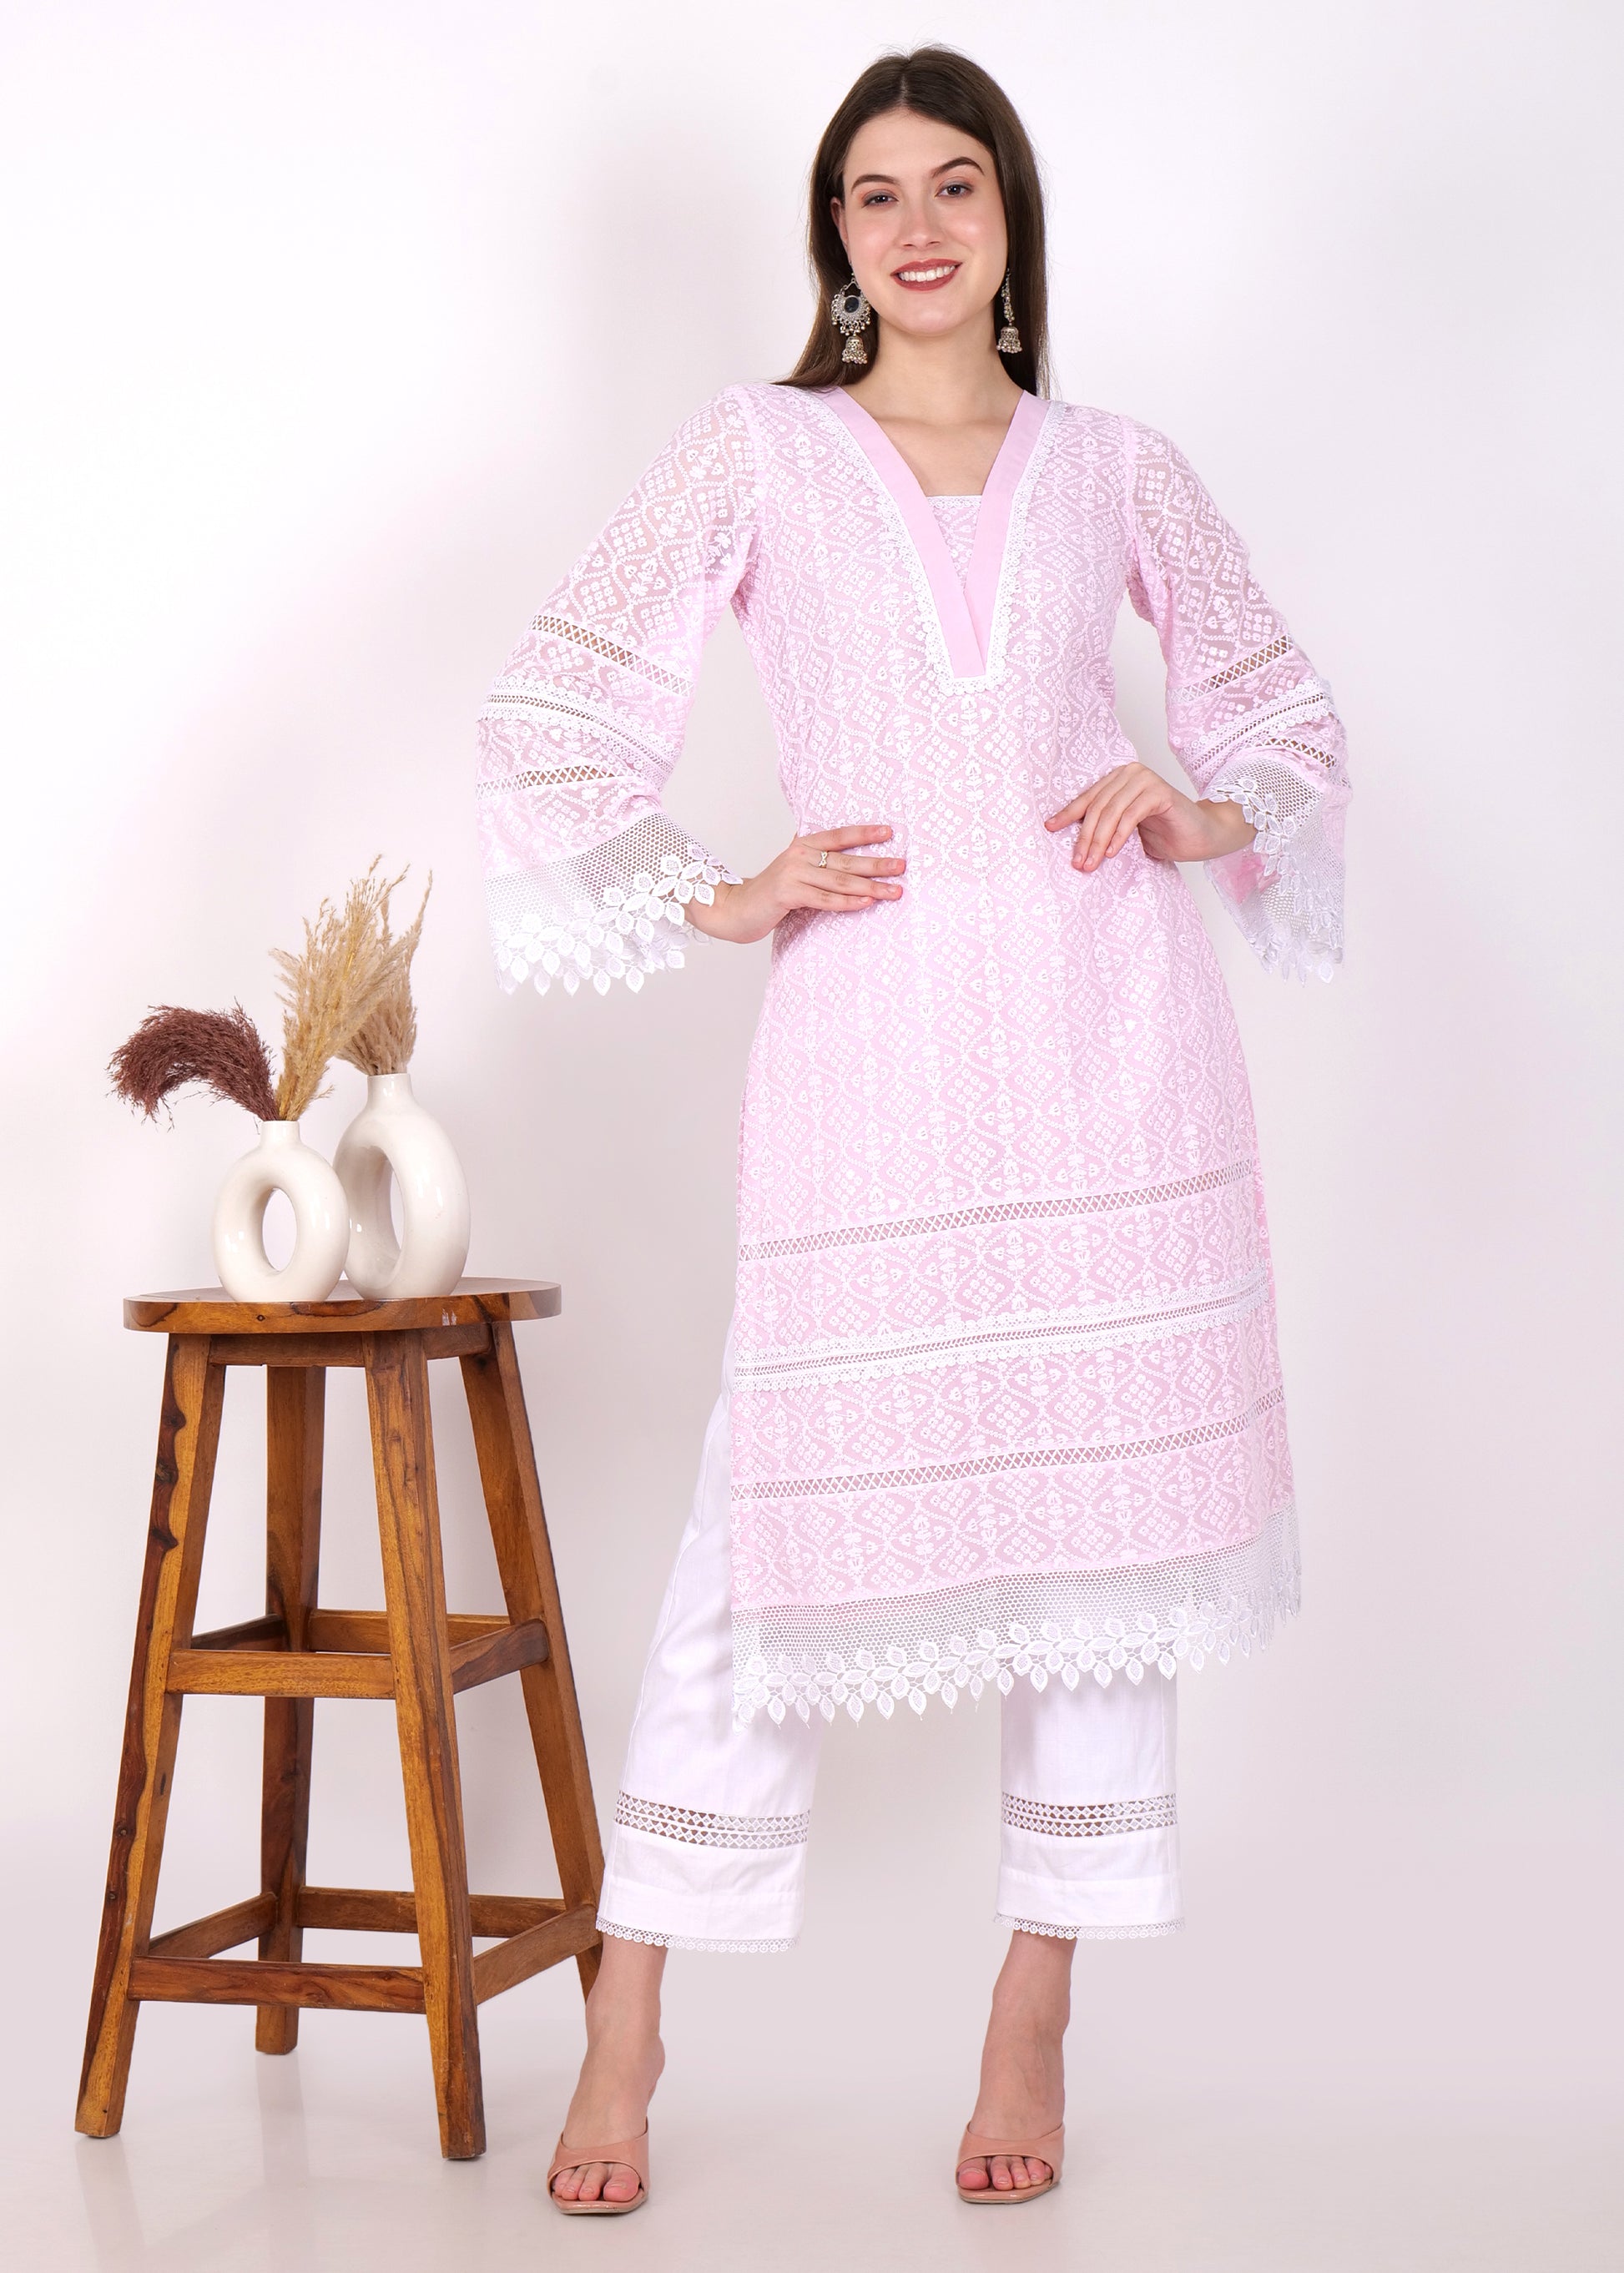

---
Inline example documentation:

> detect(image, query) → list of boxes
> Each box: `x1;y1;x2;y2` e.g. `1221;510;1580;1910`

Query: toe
990;2155;1015;2190
957;2156;991;2191
603;2165;640;2205
550;2165;581;2202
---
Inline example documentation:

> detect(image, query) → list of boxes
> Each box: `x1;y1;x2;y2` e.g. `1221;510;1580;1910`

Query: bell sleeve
475;388;760;996
1123;417;1350;980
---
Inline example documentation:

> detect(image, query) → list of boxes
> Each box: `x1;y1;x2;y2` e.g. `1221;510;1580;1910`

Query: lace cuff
485;811;737;997
1204;753;1344;984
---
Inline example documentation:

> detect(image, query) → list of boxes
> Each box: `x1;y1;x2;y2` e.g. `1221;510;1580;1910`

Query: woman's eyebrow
846;156;986;192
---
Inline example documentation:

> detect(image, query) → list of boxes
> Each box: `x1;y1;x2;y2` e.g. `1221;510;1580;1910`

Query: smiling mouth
893;261;961;290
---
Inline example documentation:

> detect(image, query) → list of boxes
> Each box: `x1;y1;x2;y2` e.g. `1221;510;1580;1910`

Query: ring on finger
818;849;830;868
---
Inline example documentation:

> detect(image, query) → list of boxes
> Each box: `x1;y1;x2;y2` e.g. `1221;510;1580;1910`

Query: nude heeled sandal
547;2129;650;2216
955;2121;1064;2205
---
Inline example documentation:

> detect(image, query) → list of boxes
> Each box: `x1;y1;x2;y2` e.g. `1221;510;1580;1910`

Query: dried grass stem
340;870;431;1076
270;865;396;1120
109;1004;280;1122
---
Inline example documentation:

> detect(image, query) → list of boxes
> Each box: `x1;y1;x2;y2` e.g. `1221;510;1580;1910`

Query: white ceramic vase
333;1071;470;1300
212;1119;350;1303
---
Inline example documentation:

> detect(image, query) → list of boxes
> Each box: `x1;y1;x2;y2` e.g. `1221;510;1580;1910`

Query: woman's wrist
684;875;781;945
682;828;905;943
683;877;745;942
1196;799;1257;858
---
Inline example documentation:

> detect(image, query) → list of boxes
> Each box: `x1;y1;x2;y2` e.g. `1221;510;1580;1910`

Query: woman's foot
956;1928;1072;2197
549;1937;667;2207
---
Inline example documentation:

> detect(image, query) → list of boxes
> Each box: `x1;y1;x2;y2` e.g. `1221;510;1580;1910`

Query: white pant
598;1370;1183;1953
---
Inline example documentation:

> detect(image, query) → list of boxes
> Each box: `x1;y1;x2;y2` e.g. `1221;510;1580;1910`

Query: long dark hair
780;47;1051;397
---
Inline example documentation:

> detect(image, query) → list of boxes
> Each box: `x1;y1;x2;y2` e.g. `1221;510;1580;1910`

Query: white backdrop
3;4;1621;2267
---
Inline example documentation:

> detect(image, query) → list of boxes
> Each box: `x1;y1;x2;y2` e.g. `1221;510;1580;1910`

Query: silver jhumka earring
830;275;873;365
996;271;1022;356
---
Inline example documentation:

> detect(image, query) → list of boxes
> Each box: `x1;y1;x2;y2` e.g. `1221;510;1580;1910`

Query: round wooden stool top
124;1278;562;1336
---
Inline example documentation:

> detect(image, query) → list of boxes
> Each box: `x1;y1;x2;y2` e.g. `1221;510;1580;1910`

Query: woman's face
832;107;1007;347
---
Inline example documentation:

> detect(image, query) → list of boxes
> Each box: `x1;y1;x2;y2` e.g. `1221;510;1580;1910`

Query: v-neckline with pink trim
820;386;1049;681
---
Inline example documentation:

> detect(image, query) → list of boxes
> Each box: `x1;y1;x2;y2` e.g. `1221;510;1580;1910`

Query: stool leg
461;1324;604;1998
366;1331;484;2161
256;1368;325;2054
77;1334;225;2138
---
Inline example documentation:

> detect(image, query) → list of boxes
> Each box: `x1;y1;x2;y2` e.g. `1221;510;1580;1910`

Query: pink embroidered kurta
476;383;1349;1723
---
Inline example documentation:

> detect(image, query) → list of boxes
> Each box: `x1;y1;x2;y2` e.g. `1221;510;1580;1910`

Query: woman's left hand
1045;763;1255;872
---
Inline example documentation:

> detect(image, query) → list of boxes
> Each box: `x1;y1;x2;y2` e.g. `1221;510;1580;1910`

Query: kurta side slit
596;1328;1183;1952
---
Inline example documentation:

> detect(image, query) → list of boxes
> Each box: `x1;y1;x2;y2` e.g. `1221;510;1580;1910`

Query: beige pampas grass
340;869;431;1077
270;864;395;1121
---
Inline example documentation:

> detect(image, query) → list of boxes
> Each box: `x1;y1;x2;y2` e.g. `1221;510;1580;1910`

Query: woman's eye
862;191;895;207
941;179;972;197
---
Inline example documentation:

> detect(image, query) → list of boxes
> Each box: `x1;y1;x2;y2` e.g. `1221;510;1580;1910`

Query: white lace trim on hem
598;1918;796;1955
1001;1792;1176;1837
995;1915;1183;1941
613;1792;810;1850
732;1505;1299;1726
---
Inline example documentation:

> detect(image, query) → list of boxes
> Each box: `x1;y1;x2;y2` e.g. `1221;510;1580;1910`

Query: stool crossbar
76;1279;603;2161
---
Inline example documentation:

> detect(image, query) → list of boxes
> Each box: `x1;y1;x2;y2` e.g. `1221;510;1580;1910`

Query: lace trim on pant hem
995;1914;1184;1941
597;1918;797;1955
1001;1792;1177;1837
613;1792;811;1850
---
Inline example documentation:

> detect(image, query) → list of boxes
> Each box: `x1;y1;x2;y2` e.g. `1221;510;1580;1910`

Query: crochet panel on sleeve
1127;421;1351;981
475;390;757;997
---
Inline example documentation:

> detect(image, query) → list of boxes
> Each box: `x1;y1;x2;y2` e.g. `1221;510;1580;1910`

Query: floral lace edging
598;1918;796;1955
1206;769;1304;874
994;1915;1183;1941
1205;775;1343;985
734;1566;1298;1727
494;849;733;997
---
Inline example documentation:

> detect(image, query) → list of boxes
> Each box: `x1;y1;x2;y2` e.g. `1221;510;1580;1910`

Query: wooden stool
76;1278;603;2161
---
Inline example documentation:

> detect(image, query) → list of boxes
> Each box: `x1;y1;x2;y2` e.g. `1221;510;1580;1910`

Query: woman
475;47;1348;2215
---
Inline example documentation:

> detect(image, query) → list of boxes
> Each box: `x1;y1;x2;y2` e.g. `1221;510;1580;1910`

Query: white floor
13;1925;1622;2273
14;1602;1622;2272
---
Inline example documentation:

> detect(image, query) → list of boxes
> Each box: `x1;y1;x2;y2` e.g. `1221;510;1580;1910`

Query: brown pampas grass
270;865;395;1121
339;868;431;1077
109;1004;280;1123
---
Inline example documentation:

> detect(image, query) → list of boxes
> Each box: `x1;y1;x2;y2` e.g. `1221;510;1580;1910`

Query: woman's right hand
684;824;905;945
